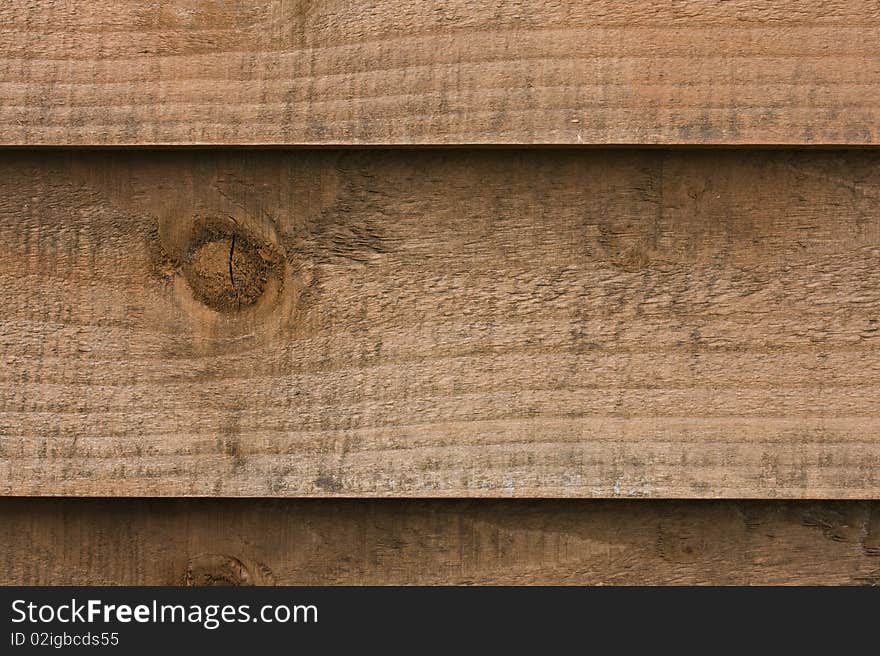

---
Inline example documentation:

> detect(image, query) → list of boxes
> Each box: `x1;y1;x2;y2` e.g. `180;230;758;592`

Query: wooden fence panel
2;499;878;585
2;1;879;145
2;149;879;498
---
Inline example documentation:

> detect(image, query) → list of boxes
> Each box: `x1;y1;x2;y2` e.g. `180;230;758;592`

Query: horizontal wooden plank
1;149;880;498
1;1;879;145
2;499;878;585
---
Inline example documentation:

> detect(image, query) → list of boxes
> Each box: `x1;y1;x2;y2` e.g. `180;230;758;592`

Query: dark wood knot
182;222;282;313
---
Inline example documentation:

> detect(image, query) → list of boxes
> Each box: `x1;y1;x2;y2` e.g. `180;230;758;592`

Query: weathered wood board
2;499;878;585
1;149;879;498
1;1;879;145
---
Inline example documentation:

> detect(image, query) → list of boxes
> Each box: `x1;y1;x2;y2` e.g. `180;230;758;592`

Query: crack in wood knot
181;222;282;313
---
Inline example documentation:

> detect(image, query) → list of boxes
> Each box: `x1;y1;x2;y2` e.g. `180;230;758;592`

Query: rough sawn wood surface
1;149;879;498
2;0;879;145
2;499;878;585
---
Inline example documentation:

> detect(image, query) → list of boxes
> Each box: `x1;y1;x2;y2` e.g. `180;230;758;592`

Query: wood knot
182;224;282;313
184;554;253;586
155;212;304;345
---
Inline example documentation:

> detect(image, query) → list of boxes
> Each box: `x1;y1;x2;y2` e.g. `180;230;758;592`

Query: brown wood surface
1;1;879;145
1;149;880;498
1;499;878;585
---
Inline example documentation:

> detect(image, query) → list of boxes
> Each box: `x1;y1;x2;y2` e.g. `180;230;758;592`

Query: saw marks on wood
1;499;878;585
1;1;880;145
1;149;879;497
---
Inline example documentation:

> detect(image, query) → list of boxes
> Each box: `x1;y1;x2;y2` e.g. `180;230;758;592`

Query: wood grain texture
1;149;880;498
2;1;879;145
1;499;878;585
